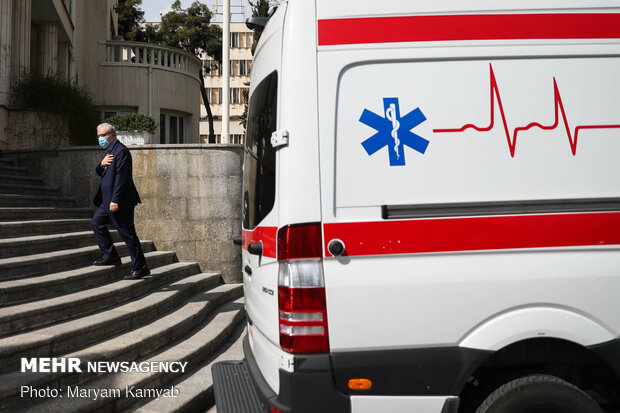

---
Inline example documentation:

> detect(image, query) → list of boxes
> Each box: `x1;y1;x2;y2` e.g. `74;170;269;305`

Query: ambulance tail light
277;223;329;354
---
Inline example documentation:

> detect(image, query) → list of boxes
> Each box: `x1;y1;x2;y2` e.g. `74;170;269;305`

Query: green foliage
249;0;272;17
105;113;157;134
11;72;100;146
117;0;146;41
158;1;222;60
248;0;276;55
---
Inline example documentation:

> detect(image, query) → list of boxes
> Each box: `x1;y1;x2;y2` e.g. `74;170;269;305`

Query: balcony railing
99;40;201;80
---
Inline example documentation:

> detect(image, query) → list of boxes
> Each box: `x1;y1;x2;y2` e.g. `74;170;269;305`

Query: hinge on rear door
271;129;289;148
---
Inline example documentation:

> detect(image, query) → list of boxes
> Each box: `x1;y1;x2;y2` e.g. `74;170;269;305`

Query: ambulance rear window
243;71;277;230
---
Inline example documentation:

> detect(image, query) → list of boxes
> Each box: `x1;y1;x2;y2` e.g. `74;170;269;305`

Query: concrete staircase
0;156;246;413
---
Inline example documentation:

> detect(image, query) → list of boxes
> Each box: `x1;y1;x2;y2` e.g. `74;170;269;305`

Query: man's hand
109;202;119;213
101;153;114;167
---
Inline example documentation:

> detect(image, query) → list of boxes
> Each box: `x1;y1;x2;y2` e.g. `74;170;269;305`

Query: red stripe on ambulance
323;212;620;257
318;13;620;46
242;226;278;258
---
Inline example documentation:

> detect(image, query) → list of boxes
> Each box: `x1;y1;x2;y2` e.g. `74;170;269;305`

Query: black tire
475;374;604;413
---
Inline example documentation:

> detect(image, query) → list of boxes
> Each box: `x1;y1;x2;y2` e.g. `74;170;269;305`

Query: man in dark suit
92;123;150;279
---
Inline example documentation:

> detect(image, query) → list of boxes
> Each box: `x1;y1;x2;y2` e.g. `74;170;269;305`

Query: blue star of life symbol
360;97;429;166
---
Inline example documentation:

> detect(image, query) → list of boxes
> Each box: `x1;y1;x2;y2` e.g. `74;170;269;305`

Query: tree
116;0;146;41
158;1;222;143
248;0;277;54
241;0;278;130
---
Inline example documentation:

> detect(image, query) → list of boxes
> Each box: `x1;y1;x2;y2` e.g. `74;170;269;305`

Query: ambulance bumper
240;335;350;413
213;336;463;413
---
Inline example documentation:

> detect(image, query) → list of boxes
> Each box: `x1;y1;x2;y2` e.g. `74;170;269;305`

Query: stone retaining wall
7;145;244;283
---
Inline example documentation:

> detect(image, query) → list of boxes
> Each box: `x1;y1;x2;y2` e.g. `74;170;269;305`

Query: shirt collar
106;139;119;153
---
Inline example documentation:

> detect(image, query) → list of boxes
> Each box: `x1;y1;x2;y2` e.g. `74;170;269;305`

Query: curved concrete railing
99;40;201;80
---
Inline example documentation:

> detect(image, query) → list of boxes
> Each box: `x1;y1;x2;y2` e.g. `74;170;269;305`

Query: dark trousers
92;205;147;271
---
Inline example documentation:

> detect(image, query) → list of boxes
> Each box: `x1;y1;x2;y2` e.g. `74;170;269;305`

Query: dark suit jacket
93;139;141;209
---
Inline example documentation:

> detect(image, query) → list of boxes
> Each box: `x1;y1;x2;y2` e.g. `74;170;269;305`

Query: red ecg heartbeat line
433;63;620;157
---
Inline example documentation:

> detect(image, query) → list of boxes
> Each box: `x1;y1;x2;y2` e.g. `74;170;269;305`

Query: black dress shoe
124;268;150;280
93;257;122;266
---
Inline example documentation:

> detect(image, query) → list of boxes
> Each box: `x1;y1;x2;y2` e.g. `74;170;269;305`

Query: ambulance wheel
474;374;603;413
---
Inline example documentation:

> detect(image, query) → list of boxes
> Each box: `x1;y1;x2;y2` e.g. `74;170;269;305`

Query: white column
221;0;230;143
11;0;31;77
37;22;58;76
0;0;13;106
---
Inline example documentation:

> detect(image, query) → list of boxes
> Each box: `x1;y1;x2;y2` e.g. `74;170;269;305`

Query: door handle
244;265;252;276
248;242;263;256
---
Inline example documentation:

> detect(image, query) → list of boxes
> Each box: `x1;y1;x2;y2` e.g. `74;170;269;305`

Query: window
160;112;187;144
231;32;239;48
211;88;222;104
231;88;241;104
170;116;178;144
160;114;166;144
101;107;136;121
243;71;277;229
179;117;184;144
240;60;247;76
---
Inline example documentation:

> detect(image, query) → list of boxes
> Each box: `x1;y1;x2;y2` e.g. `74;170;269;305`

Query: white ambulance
213;1;620;412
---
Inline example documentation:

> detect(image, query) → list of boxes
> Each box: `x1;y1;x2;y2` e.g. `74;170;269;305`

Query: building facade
200;22;253;144
0;0;202;150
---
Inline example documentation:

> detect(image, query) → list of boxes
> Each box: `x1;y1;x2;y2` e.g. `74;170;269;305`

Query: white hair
97;123;116;134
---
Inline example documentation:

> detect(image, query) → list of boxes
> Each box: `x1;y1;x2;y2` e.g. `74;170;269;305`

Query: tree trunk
199;68;216;143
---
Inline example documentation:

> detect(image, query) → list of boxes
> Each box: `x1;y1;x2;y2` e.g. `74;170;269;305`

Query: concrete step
133;322;246;413
0;182;60;196
0;230;122;259
0;240;155;281
0;194;77;208
0;251;178;307
0;207;93;221
0;285;243;413
0;173;43;186
0;269;218;373
15;297;246;413
0;258;199;336
0;164;29;176
0;219;93;238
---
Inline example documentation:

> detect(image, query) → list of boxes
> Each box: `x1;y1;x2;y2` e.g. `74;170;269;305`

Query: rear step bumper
212;360;265;413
